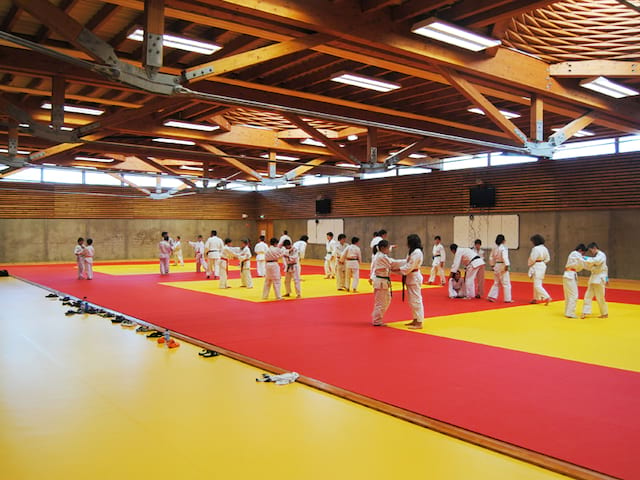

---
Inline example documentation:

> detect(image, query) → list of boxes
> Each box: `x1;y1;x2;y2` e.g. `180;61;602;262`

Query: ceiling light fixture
551;128;594;138
179;165;203;171
411;18;501;52
152;137;196;146
579;76;639;99
74;156;114;163
300;138;325;147
468;107;521;119
389;151;429;159
127;28;222;55
0;148;31;154
163;120;220;132
260;153;300;161
330;72;401;92
41;102;104;116
336;163;361;169
347;134;359;141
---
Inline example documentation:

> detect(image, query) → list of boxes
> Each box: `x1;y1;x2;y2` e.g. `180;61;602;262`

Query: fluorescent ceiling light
163;120;220;132
260;153;299;161
411;18;501;52
347;134;359;141
41;102;104;116
551;128;594;138
330;72;401;93
468;107;521;119
240;124;273;130
0;148;31;154
76;166;97;170
74;156;114;163
336;163;361;169
127;28;221;55
179;165;203;171
152;137;196;146
300;138;325;147
390;151;429;159
579;76;639;99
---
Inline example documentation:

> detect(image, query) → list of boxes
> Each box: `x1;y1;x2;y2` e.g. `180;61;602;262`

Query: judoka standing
335;234;349;290
282;239;301;298
277;230;292;247
369;240;400;326
158;233;172;275
263;237;285;300
189;235;207;273
472;239;486;298
324;232;338;279
74;237;85;279
204;230;224;279
238;239;253;288
341;236;362;292
427;235;446;285
293;235;308;275
449;243;485;299
254;235;268;277
563;243;586;318
580;242;609;319
400;234;425;329
487;234;513;303
527;234;552;305
173;236;184;266
84;238;95;280
219;238;237;289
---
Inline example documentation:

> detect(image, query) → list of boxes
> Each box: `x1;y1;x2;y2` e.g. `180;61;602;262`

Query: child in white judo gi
219;238;237;289
238;239;253;289
563;243;586;318
341;236;362;292
324;232;338;279
448;271;466;298
335;233;349;291
173;236;184;266
189;235;207;273
282;239;301;298
427;235;446;285
369;240;400;326
528;234;552;305
262;237;285;300
74;237;85;279
254;235;268;277
581;242;609;319
400;234;425;329
487;234;513;303
158;233;172;275
84;238;95;280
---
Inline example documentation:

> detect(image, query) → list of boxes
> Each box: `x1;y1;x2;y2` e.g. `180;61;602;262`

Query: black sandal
201;350;219;358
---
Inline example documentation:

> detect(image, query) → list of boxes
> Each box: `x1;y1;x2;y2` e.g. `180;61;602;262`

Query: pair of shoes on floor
147;331;163;338
121;319;136;327
59;296;70;302
136;325;151;333
111;315;125;324
199;349;219;358
65;309;80;316
45;293;58;298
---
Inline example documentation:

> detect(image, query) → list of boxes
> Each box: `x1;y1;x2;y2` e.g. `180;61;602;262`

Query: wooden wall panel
0;183;259;219
258;153;640;219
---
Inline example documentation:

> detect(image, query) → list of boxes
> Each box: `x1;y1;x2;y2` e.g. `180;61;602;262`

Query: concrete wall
271;209;640;279
0;218;257;263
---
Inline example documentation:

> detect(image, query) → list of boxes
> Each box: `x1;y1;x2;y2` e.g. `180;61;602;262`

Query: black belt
346;257;359;260
471;256;481;262
266;260;277;262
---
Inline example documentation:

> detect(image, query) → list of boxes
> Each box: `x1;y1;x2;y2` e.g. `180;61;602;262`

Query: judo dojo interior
1;0;640;479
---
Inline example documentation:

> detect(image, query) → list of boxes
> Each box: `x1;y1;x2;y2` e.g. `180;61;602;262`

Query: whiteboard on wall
453;214;519;249
307;219;345;244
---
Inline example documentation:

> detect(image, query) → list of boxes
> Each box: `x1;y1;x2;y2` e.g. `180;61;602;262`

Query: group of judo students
73;237;95;280
150;228;609;327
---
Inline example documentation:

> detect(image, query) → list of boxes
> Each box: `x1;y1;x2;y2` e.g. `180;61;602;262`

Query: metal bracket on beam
77;28;119;66
0;154;28;168
524;141;555;158
183;66;215;82
95;61;181;95
145;32;163;75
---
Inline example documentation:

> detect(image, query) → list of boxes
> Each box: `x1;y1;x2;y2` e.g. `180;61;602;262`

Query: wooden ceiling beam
284;157;326;180
198;143;263;181
384;137;430;164
85;4;120;32
361;0;403;14
137;155;198;187
391;0;456;22
280;113;360;164
446;0;561;28
184;32;333;82
530;94;544;142
0;85;142;109
429;67;527;144
550;60;640;78
548;112;597;146
143;0;165;71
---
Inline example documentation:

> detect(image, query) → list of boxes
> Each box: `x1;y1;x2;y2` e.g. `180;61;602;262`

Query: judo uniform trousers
238;246;253;288
158;240;172;275
335;242;348;290
284;248;301;297
370;252;396;326
342;244;362;291
173;240;184;266
563;250;584;317
83;245;95;280
74;244;85;279
263;246;284;300
254;241;268;277
204;235;224;277
428;243;446;284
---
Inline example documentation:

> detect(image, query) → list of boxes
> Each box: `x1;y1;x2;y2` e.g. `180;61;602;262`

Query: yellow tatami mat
0;277;567;480
160;274;430;302
389;301;640;372
93;262;239;276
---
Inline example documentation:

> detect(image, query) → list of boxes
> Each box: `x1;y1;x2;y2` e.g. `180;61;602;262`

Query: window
328;176;354;183
552;138;615;159
3;167;42;182
490;153;537;166
442;154;488;171
397;167;432;176
302;175;329;186
84;172;123;186
619;134;640;154
123;174;158;187
360;170;396;180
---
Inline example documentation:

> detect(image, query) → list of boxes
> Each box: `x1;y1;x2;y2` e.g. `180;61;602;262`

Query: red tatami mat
7;263;640;479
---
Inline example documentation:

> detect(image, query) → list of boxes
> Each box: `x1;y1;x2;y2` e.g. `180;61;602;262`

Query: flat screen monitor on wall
469;186;496;208
316;199;332;214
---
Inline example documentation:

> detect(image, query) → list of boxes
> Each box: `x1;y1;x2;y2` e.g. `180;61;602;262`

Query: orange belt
536;260;545;262
565;268;576;272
